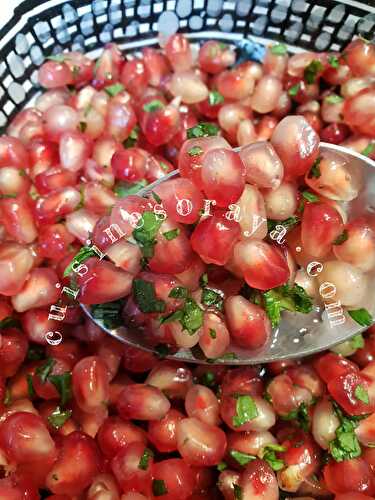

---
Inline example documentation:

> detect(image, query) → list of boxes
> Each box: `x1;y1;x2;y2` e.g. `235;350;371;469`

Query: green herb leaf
304;59;324;84
104;83;125;97
133;211;164;260
143;100;165;113
0;193;17;199
152;191;162;204
329;405;362;462
188;146;204;157
91;299;124;329
152;479;168;496
79;121;87;133
209;328;217;339
229;449;256;466
187;123;220;139
233;394;258;428
48;373;72;406
208;352;238;363
27;345;45;361
288;83;300;96
123;125;140;148
302;191;319;203
263;284;313;328
208;91;225;106
325;94;344;104
199;273;208;287
350;334;365;350
163;228;180;240
333;229;349;245
133;279;166;314
64;246;96;278
280;402;310;432
181;298;204;334
234;484;243;500
355;384;369;404
114;179;147;198
200;371;216;388
3;388;11;406
47;54;65;62
138;448;154;470
328;55;340;68
154;344;170;358
262;444;286;471
36;358;55;383
217;461;228;471
27;374;35;398
169;286;188;299
267;216;300;233
361;143;375;157
308;157;322;179
159;161;169;172
201;288;224;311
48;406;72;430
348;308;373;327
0;317;21;329
270;43;287;55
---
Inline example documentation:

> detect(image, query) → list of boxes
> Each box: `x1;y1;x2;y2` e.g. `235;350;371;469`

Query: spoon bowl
82;142;375;364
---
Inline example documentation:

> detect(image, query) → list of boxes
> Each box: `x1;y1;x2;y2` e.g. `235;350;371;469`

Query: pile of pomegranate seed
0;33;374;499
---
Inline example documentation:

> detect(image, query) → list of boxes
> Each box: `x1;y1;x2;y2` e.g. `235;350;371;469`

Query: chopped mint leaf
152;479;168;496
302;191;319;203
263;284;313;328
163;228;180;240
217;461;228;471
270;43;287;55
36;358;55;383
280;402;310;432
27;374;35;398
208;91;224;106
350;334;365;350
48;406;72;430
200;371;216;388
154;344;170;358
138;448;154;470
27;345;45;361
304;59;324;84
355;384;369;404
143;100;164;112
288;83;300;96
0;317;21;329
114;179;147;198
325;94;344;104
262;443;286;471
199;273;208;287
91;299;124;329
133;211;163;260
201;288;224;311
209;328;217;339
169;286;188;299
133;279;166;314
79;121;87;133
267;216;300;233
348;308;373;327
329;404;363;462
361;143;375;157
152;191;162;204
123;125;140;148
308;157;322;179
0;193;17;198
64;246;96;277
48;372;72;406
104;83;125;97
234;484;242;500
188;146;204;157
233;394;258;428
229;449;256;466
47;54;65;62
187;123;220;139
328;55;340;68
333;230;349;245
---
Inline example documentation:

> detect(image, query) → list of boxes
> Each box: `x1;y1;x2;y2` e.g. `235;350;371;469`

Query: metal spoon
81;142;375;364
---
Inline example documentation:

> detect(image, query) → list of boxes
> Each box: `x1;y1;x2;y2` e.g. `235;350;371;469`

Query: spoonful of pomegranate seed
77;116;375;364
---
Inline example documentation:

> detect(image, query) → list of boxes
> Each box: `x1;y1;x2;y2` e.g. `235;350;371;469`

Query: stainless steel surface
82;142;375;364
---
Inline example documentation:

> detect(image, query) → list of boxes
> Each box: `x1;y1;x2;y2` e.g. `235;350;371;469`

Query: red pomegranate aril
38;61;74;89
117;383;170;420
111;441;153;495
111;148;147;182
343;88;375;138
323;458;375;496
191;214;241;266
301;202;344;258
185;384;220;426
97;416;147;458
120;59;149;97
142;47;170;87
239;141;283;190
122;344;158;374
145;361;193;399
0;136;29;169
11;268;60;313
32;357;71;400
218;469;241;500
328;371;374;416
34;166;77;195
38;224;75;261
87;473;121;500
152;459;196;500
199;41;235;74
148;408;184;453
0;327;28;377
72;356;110;414
344;38;375;77
165;34;193;72
34;186;81;223
233;240;289;290
0;166;31;196
141;101;181;146
199;311;230;359
220;394;275;432
224;295;271;350
176;417;227;466
59;131;91;172
107;101;137;143
217;68;255;101
46;431;100;496
240;459;279;500
0;195;37;244
93;43;123;88
270;115;319;179
200;148;245;207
